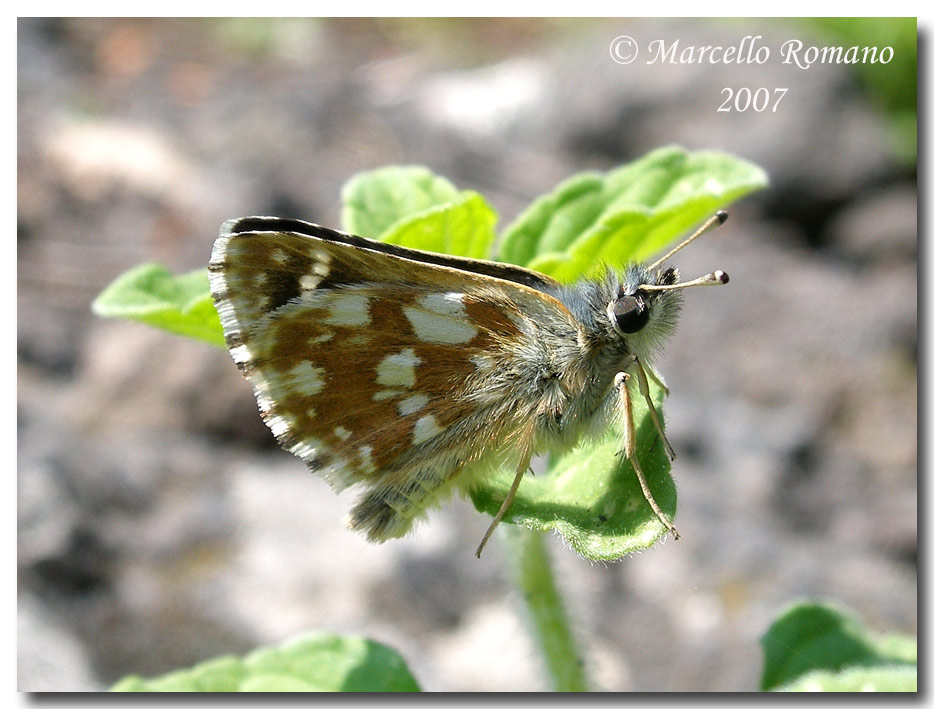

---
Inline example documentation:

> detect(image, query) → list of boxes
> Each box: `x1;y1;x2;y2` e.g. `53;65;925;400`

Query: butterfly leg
614;372;680;540
644;362;670;397
632;358;676;461
475;446;533;558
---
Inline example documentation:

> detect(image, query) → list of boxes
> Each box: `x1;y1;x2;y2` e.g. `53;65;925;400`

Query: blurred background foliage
803;17;917;164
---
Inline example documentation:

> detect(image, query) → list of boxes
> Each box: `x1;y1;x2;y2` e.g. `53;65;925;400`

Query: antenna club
646;210;731;272
715;270;729;284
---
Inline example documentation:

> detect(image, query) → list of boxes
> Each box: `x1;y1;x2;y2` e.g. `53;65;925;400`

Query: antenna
645;210;728;272
638;270;729;292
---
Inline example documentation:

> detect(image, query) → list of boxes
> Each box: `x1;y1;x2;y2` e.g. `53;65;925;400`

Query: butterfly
208;212;729;557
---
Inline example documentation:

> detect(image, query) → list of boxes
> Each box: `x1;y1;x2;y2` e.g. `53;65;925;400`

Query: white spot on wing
413;414;445;445
418;292;468;316
269;413;293;438
404;304;477;344
300;274;322;290
376;348;421;388
287;361;326;397
230;344;252;365
256;392;275;414
334;426;351;441
287;438;321;460
326;293;370;326
398;393;429;416
359;445;376;473
271;248;289;264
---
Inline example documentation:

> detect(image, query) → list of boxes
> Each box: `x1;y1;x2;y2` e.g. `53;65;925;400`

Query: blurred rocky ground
17;18;916;691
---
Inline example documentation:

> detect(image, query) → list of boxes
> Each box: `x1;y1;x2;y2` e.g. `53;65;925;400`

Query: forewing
209;223;577;495
217;217;561;299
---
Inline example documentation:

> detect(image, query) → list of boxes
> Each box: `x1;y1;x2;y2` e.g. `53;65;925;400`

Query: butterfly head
605;211;730;359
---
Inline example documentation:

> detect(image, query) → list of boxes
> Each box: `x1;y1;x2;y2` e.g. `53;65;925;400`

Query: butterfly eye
612;295;649;334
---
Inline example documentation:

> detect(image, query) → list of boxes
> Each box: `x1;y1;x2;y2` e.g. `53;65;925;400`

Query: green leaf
470;379;675;562
92;263;225;347
760;601;917;692
110;632;421;692
775;666;917;692
380;190;498;259
341;165;461;238
498;145;768;282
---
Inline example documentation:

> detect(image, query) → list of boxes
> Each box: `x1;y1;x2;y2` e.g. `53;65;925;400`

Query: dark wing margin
224;216;561;292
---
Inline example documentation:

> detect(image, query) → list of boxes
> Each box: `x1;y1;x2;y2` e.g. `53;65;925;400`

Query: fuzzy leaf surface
92;263;225;347
498;145;768;282
341;165;461;239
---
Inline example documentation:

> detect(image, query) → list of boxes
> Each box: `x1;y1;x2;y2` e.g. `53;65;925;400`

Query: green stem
506;526;588;691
